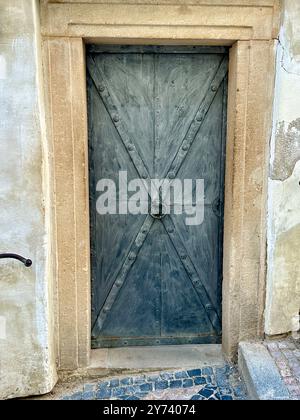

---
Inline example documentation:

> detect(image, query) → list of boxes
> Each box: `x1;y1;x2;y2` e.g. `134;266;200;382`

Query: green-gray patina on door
87;46;228;348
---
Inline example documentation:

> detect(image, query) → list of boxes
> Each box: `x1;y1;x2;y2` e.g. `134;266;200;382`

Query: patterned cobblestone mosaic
265;337;300;400
60;365;247;401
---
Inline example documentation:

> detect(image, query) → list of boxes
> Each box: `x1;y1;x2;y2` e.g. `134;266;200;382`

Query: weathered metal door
87;46;228;348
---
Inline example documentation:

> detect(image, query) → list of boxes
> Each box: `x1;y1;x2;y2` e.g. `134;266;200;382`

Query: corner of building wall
265;0;300;337
0;0;58;400
32;0;58;393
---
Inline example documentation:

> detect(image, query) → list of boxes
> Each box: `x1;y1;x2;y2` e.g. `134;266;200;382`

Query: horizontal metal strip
48;1;275;7
87;45;228;54
92;334;221;349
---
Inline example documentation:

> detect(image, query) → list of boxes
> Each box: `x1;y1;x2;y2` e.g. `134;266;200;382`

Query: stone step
239;342;290;400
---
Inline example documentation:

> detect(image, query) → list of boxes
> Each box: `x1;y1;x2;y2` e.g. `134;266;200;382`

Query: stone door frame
40;0;280;370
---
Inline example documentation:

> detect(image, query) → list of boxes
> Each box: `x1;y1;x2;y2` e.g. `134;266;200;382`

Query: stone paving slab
239;342;290;400
55;365;247;401
264;337;300;400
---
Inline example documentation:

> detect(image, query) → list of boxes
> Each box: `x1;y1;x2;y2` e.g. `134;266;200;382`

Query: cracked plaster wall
265;0;300;336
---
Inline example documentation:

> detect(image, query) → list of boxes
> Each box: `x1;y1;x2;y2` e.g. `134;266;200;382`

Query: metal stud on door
87;46;228;348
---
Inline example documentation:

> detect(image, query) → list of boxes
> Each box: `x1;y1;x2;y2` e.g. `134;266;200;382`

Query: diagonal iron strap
87;56;154;195
92;215;154;335
161;57;228;199
161;216;222;334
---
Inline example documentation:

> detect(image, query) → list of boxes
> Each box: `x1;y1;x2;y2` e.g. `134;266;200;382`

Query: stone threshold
89;344;225;372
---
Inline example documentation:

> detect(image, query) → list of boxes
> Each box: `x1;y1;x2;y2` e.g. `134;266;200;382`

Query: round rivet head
129;253;136;261
211;85;218;92
113;115;120;123
196;115;203;122
127;144;135;152
168;228;174;234
168;172;176;179
142;173;148;180
99;85;105;92
182;144;189;152
181;255;187;260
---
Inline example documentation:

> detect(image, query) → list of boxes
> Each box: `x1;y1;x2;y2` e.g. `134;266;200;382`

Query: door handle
0;253;32;267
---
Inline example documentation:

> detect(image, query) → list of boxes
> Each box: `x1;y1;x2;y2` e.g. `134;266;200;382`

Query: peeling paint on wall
266;160;300;335
272;119;300;181
0;317;6;340
0;55;7;80
282;0;300;68
271;224;300;332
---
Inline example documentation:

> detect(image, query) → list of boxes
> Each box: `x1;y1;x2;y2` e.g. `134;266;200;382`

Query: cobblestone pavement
58;365;247;400
265;337;300;400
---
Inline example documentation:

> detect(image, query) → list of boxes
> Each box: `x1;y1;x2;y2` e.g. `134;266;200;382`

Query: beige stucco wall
0;0;56;399
265;0;300;336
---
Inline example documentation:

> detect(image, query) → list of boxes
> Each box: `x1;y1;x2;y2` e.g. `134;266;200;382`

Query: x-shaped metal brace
88;55;228;335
